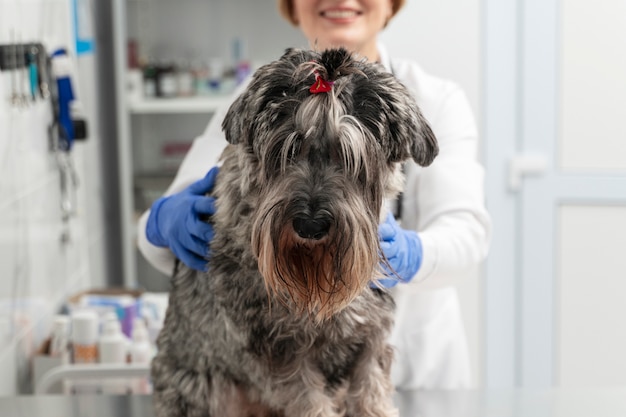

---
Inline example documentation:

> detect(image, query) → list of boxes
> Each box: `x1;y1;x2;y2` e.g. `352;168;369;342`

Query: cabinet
112;0;306;288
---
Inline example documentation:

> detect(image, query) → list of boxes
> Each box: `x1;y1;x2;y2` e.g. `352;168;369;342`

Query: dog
151;48;438;417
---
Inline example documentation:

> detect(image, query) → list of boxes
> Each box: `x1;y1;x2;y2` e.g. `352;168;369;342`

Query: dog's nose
293;216;331;240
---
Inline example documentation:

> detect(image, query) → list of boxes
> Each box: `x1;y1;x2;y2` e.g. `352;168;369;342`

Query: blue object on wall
72;0;95;55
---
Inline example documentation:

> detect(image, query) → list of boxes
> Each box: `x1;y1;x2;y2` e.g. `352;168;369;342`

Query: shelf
127;96;230;114
134;171;177;181
133;172;176;214
35;363;151;394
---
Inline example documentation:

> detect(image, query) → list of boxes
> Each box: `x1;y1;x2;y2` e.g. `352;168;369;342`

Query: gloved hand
146;167;219;272
374;212;423;288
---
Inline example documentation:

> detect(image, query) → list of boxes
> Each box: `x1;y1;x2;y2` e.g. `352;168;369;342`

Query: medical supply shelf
127;96;230;114
113;0;233;289
35;363;151;395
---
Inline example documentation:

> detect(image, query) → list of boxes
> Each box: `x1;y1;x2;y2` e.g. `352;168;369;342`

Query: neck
309;41;380;62
358;43;380;62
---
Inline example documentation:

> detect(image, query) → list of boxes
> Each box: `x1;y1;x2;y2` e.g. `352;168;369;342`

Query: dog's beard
252;196;379;322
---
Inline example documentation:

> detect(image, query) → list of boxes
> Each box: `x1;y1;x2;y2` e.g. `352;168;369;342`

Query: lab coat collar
377;42;392;73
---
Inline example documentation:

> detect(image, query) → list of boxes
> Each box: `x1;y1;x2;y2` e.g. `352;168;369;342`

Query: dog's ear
376;74;439;167
222;48;310;145
222;89;250;145
400;99;439;167
348;63;438;167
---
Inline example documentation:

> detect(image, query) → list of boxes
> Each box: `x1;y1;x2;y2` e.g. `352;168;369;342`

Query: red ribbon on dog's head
310;71;334;94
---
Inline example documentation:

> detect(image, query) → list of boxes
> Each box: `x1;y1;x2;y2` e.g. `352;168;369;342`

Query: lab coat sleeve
407;84;492;289
136;92;234;276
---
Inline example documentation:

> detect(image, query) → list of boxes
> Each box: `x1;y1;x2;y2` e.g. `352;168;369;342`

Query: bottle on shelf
49;315;71;364
71;310;98;364
46;314;71;394
176;59;195;97
142;58;158;98
130;318;154;394
191;59;210;96
157;60;178;98
208;58;224;95
69;310;99;394
98;318;130;394
232;37;251;86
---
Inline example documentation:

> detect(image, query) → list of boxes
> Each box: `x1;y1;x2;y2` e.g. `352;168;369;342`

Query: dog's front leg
271;362;345;417
151;353;211;417
345;345;399;417
281;389;344;417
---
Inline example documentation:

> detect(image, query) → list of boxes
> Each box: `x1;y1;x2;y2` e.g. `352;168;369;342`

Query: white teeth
323;10;358;19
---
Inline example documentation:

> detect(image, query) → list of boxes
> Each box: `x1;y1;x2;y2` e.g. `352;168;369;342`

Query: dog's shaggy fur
151;48;438;417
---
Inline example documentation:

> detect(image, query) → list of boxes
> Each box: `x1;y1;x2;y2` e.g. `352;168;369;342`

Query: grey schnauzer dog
151;48;438;417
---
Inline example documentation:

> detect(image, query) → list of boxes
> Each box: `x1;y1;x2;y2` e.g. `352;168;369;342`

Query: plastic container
74;293;138;338
176;60;194;97
99;319;129;394
157;61;177;98
71;310;99;364
69;310;100;393
99;319;128;364
47;315;72;394
49;315;71;363
130;319;153;364
142;59;158;98
130;319;154;394
208;58;224;94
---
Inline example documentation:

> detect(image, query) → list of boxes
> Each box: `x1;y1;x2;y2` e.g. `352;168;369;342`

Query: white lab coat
138;44;491;390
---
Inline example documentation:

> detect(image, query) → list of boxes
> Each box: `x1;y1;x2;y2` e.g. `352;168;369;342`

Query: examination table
1;387;626;417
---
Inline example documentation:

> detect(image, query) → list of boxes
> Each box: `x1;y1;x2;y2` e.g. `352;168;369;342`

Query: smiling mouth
321;10;361;19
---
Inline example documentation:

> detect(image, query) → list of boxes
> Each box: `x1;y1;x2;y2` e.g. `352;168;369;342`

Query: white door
485;0;626;388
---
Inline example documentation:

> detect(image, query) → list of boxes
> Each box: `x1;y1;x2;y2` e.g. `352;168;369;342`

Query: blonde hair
277;0;406;26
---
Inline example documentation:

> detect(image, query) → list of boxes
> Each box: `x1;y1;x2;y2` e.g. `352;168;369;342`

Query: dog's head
222;48;438;320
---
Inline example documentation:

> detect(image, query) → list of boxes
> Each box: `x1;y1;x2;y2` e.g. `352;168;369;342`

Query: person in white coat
138;0;491;390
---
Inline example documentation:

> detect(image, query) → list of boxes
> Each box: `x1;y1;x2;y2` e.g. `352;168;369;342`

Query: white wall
381;0;481;117
558;206;626;386
0;0;109;394
484;0;626;388
555;0;626;386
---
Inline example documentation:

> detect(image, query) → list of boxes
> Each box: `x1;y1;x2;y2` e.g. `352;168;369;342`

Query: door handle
508;154;548;191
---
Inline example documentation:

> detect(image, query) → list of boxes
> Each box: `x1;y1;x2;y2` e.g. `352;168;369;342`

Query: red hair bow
309;72;334;94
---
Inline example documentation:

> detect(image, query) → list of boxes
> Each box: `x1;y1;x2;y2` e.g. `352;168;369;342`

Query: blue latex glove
146;167;219;271
374;213;423;288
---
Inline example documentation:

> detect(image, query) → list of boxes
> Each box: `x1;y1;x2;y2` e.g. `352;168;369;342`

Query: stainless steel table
1;388;626;417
